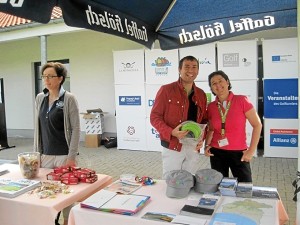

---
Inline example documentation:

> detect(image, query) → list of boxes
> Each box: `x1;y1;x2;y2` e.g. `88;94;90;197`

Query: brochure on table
81;189;150;215
104;179;142;195
0;178;41;198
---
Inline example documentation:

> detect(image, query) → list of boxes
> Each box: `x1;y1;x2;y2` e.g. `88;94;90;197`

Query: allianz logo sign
0;0;24;7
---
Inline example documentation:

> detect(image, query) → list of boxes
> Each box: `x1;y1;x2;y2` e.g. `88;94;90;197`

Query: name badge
218;137;229;147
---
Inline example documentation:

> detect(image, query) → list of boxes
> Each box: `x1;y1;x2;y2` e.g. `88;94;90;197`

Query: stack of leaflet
252;186;280;199
236;182;253;198
0;178;41;198
81;189;150;215
198;194;222;210
218;177;238;196
179;194;222;219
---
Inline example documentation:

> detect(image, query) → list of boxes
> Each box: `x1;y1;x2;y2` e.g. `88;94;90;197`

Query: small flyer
104;180;142;194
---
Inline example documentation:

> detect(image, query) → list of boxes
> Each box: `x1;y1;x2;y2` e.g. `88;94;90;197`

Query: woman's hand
65;159;76;167
241;149;254;162
204;145;214;157
195;140;203;152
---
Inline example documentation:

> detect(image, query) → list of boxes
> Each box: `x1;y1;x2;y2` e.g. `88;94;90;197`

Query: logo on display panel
148;98;155;107
271;55;296;63
270;129;298;147
199;57;212;65
127;126;135;135
223;53;239;67
151;57;172;76
150;127;160;139
222;53;252;67
119;96;141;105
119;62;139;72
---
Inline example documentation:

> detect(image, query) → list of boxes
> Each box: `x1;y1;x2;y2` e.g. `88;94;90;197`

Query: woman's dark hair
179;55;199;69
41;62;67;85
208;70;232;95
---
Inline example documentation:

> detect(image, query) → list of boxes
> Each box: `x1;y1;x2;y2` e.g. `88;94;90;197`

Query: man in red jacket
150;55;207;179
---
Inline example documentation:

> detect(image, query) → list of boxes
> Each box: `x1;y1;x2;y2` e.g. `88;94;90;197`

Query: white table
0;164;112;225
68;180;289;225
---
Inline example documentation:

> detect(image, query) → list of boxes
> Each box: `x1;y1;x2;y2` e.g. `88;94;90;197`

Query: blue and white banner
263;79;298;119
269;129;298;147
115;84;146;118
119;96;141;106
264;119;298;158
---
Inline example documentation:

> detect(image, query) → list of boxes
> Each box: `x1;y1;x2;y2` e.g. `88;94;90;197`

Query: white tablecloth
68;180;289;225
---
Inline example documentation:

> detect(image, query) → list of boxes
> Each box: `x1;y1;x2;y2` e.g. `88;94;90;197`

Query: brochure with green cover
0;178;41;198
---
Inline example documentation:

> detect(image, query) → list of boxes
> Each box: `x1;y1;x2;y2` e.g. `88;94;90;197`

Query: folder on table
81;189;150;215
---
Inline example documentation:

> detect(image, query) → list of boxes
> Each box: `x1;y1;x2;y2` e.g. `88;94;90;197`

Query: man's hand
171;124;189;139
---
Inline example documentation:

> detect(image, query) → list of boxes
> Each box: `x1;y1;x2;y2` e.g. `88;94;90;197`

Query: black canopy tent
0;0;297;50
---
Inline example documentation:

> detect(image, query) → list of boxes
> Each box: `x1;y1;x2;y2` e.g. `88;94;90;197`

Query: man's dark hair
179;56;199;69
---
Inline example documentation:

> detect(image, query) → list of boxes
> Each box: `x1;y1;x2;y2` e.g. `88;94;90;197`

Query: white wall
0;30;144;138
0;25;297;140
0;38;39;130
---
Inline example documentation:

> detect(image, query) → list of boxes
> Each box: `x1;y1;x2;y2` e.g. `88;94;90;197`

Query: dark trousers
210;147;252;182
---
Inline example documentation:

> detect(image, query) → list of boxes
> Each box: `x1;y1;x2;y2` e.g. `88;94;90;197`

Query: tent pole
40;35;47;65
155;0;177;32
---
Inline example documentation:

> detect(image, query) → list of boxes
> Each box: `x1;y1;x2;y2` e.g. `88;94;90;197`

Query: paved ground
0;137;297;224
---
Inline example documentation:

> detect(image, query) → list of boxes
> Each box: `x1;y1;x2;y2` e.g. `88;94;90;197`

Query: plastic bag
179;121;207;146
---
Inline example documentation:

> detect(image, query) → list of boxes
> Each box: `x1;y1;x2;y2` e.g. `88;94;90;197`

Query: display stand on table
0;78;15;151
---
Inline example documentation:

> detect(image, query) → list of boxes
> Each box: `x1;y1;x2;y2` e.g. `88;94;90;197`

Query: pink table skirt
0;163;112;225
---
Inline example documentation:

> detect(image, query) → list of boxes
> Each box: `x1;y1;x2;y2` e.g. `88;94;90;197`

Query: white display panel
262;38;298;78
114;84;146;118
116;117;147;151
264;119;298;158
145;84;162;117
179;43;216;81
113;49;145;84
217;40;258;79
146;118;162;152
145;49;179;84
